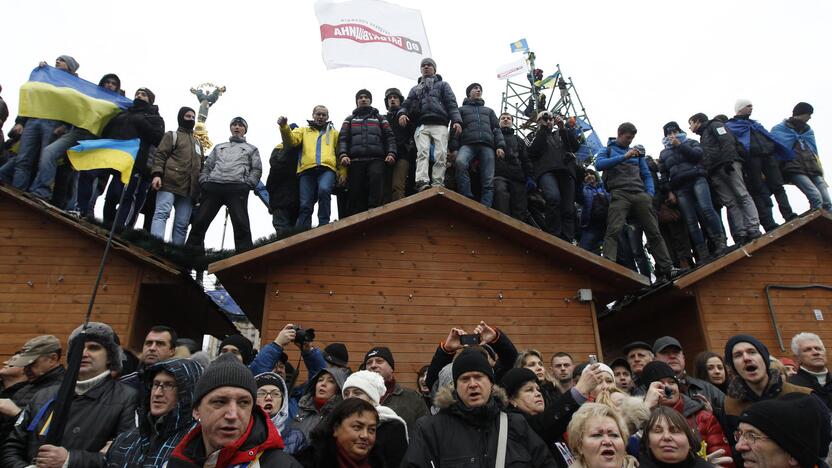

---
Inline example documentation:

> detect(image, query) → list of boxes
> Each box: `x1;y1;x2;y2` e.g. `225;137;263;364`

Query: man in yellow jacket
278;106;340;229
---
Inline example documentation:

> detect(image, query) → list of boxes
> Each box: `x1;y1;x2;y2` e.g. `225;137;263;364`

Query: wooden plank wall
0;199;138;361
696;228;832;359
261;212;601;389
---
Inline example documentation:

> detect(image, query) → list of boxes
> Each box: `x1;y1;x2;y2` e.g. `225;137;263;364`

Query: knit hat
662;121;683;136
453;348;495;384
57;55;80;74
500;367;537;399
98;73;121;91
420;58;436;69
194;353;257;405
581;362;614;380
363;346;395;370
217;334;254;365
466;83;482;98
177;106;196;129
384;88;404;110
135;87;155;105
69;322;122;372
355;89;372;104
342;370;386;405
724;334;770;373
639;361;677;387
7;335;61;367
255;372;283;391
739;393;822;467
230;116;248;132
324;343;349;367
792;102;814;117
734;98;753;114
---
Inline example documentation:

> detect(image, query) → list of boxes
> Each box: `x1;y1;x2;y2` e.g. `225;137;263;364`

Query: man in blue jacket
596;122;673;282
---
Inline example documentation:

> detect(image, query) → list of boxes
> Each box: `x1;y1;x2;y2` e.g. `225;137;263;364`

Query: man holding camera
596;122;674;282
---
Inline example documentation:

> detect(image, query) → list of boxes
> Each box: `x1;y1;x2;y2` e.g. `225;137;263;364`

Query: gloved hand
525;177;538;192
724;163;735;174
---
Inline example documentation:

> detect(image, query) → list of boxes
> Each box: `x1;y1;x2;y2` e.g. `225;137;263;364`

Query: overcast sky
3;0;830;250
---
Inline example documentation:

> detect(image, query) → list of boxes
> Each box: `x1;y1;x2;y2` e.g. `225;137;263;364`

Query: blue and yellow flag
18;66;133;136
510;38;529;53
68;139;139;184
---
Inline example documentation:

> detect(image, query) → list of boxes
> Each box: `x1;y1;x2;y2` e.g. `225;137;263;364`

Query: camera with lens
292;325;316;346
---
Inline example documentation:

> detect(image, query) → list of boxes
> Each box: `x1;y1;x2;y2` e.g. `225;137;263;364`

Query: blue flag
510;38;529;53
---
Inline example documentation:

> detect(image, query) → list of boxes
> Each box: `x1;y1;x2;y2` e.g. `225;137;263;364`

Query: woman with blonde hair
566;403;638;468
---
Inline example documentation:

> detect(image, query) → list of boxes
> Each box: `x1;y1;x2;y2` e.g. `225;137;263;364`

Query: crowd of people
1;55;828;281
1;321;831;468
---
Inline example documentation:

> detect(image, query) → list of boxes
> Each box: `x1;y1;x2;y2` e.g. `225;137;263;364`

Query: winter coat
789;367;832;410
281;121;340;174
337;106;397;160
671;395;732;463
0;365;64;442
387;106;416;162
151;128;205;199
425;328;519;393
512;386;582;468
402;385;557;468
381;382;429;437
105;358;203;468
680;375;726;417
580;183;609;228
294;433;389;468
289;367;349;443
528;127;580;180
497;128;534;182
659;139;707;190
725;115;793;161
200;136;262;189
1;374;138;468
638;454;715;468
375;407;408;468
168;407;301;468
449;98;505;151
102;99;165;178
265;144;301;211
694;119;742;174
773;118;824;178
596;138;655;196
399;74;462;127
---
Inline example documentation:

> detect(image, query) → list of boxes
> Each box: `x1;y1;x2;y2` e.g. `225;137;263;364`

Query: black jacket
658;139;706;190
381;382;429;437
528;127;580;180
789;367;832;410
0;365;65;442
387;106;416;162
102;99;165;178
1;374;138;468
450;98;505;151
295;434;389;468
403;386;557;468
497;128;534;181
338;106;397;161
778;118;824;178
399;74;462;127
426;329;519;393
106;359;203;468
511;386;581;468
266;144;301;211
694;119;742;174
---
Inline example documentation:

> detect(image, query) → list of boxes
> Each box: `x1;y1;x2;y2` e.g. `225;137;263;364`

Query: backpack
590;190;609;225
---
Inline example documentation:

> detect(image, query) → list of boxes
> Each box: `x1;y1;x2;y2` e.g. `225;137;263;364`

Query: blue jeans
790;173;832;211
579;224;605;254
29;127;90;200
297;167;335;229
455;144;496;207
0;118;59;188
151;190;193;245
675;177;724;246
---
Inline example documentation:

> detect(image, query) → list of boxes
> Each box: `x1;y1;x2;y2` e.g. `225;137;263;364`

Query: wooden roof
210;187;649;290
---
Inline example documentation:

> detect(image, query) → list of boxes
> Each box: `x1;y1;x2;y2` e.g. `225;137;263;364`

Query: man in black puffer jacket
101;87;165;230
266;124;301;236
448;83;505;207
495;112;534;221
688;112;760;245
398;58;462;191
338;89;397;215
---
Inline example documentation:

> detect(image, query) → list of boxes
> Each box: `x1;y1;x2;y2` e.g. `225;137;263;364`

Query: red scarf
336;444;371;468
381;377;396;404
314;397;329;409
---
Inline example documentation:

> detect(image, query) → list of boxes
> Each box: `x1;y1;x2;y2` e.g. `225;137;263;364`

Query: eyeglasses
151;382;177;392
734;430;769;445
257;390;282;399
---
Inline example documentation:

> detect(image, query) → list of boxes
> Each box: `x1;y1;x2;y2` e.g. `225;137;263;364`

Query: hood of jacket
139;358;204;438
297;366;350;415
269;373;290;433
671;393;705;418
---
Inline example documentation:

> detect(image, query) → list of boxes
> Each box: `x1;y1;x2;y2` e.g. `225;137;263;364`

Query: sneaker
416;181;430;192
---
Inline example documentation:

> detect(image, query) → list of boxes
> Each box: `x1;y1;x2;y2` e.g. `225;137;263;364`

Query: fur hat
384;88;404;110
69;322;122;373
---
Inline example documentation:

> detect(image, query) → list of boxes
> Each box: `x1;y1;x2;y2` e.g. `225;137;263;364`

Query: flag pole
45;171;135;445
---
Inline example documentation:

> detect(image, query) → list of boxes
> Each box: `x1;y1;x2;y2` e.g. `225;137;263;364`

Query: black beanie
793;102;814;117
452;348;494;384
662;121;683;136
218;334;253;365
194;353;257;405
355;89;372;104
364;346;395;370
640;361;677;387
384;88;404;110
135;87;155;105
230;116;248;132
324;343;349;367
177;106;196;129
724;334;770;373
739;393;822;467
255;372;283;390
466;82;482;98
500;367;537;398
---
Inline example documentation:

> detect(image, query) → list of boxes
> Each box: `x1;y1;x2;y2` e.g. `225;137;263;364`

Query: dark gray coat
399;74;462;127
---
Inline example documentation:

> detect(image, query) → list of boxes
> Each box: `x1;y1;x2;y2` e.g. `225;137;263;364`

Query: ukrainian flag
18;66;133;136
510;38;529;53
68;139;139;184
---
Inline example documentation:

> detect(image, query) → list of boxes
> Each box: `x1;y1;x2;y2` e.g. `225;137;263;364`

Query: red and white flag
314;0;432;79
